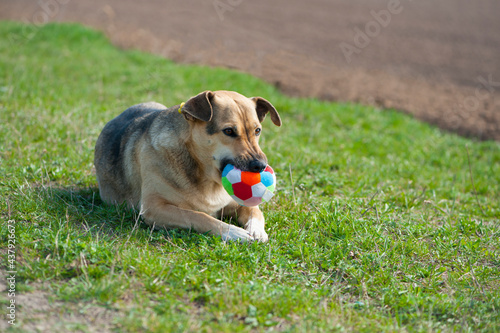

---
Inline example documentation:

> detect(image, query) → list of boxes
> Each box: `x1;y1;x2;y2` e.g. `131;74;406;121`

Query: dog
94;90;281;242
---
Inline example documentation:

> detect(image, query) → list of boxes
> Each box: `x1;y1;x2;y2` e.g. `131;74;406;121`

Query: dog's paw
221;224;254;242
245;218;268;243
249;228;268;243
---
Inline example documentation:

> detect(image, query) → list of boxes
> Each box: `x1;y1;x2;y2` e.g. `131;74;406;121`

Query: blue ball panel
260;171;274;187
222;164;233;177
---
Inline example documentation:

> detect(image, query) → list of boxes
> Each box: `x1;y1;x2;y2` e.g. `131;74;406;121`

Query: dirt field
2;0;499;140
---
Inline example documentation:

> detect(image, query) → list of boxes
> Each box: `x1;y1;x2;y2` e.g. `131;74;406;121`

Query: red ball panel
232;182;253;200
264;165;274;174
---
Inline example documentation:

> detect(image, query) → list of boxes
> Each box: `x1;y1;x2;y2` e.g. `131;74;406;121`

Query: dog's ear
251;97;282;127
180;91;214;122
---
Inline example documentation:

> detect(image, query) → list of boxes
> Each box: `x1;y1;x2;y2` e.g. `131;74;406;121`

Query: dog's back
94;102;167;205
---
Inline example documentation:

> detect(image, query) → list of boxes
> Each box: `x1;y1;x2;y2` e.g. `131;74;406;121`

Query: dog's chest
191;183;233;216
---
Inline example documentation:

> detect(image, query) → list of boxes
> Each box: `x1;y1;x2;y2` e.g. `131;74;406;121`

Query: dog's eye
223;128;236;137
255;128;262;136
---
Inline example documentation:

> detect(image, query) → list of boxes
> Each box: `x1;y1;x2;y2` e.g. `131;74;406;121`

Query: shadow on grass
37;185;215;244
40;185;139;233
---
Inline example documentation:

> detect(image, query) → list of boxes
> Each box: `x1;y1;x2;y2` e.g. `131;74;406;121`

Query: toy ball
222;164;276;207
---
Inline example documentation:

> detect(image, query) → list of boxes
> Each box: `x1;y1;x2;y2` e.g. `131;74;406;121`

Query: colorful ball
222;164;276;207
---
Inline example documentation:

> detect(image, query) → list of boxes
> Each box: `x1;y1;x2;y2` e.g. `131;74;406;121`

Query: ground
1;0;499;140
0;269;119;332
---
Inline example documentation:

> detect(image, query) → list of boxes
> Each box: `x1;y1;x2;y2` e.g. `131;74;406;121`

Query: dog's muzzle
248;159;267;173
220;156;268;174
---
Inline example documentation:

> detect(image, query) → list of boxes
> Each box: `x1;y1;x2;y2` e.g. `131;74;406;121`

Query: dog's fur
94;90;281;242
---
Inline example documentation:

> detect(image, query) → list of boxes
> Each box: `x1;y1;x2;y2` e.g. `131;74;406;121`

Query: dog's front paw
245;218;268;243
221;224;254;242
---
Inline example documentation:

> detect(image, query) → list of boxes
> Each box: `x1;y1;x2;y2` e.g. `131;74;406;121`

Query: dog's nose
248;159;267;173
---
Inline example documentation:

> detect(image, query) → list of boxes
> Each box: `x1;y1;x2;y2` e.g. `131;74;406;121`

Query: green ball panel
222;177;234;196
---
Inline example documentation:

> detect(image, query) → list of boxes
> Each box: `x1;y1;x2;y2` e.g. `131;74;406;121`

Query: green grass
1;21;499;332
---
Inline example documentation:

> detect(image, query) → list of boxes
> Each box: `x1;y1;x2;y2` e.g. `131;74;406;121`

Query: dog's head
179;90;281;174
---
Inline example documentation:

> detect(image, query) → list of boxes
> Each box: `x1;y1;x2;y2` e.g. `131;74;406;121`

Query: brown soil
1;0;499;140
1;270;120;332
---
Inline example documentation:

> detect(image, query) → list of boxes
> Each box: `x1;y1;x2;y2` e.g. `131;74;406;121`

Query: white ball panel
226;168;241;184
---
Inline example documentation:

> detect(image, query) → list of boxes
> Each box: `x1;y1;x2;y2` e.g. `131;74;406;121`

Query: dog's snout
249;159;267;173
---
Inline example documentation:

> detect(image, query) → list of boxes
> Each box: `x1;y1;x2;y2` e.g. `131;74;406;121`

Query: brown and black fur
94;90;281;242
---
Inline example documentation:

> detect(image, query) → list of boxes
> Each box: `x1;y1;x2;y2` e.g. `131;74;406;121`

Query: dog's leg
141;195;253;242
223;204;268;242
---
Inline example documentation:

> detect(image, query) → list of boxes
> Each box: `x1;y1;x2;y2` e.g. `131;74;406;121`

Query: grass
0;21;499;332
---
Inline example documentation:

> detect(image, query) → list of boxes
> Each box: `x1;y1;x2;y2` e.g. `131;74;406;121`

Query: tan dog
94;90;281;242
